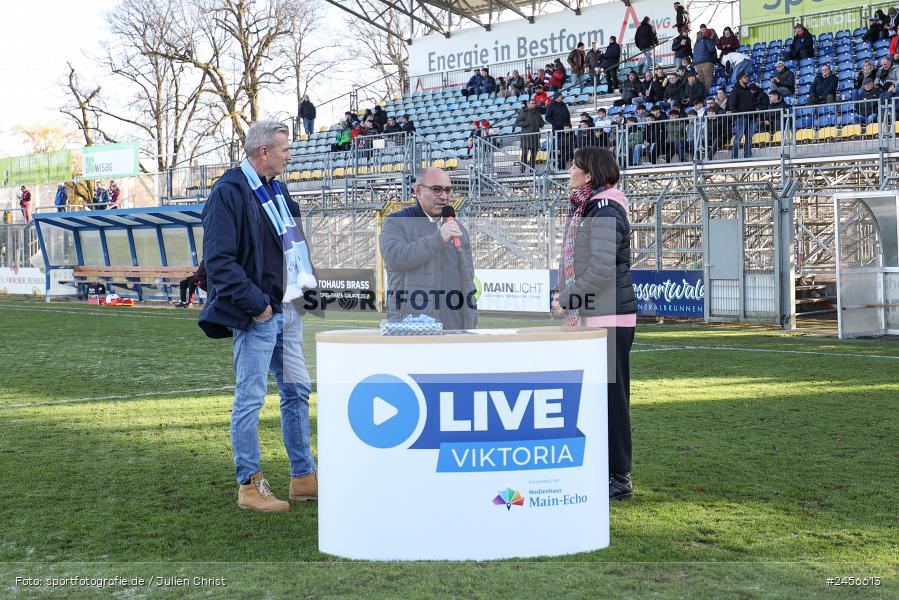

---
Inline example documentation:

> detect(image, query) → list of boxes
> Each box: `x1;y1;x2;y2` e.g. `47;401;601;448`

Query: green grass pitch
0;299;895;599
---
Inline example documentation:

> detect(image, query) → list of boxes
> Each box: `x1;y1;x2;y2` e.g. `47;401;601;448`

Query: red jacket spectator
891;34;898;58
549;68;565;90
534;90;551;106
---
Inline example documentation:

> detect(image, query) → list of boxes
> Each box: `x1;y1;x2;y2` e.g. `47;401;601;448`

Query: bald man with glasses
379;168;478;330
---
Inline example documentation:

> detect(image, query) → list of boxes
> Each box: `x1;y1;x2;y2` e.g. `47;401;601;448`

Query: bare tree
278;0;341;118
344;1;411;99
150;0;302;141
103;0;208;170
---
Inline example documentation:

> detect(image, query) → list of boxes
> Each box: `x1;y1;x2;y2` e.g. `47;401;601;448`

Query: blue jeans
230;303;315;484
632;142;656;165
732;118;752;159
302;118;314;135
641;50;652;71
731;60;752;85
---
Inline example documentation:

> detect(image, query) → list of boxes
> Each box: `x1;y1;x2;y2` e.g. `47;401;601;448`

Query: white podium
316;327;609;560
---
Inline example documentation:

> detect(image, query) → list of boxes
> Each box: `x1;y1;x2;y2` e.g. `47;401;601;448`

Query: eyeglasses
420;185;453;196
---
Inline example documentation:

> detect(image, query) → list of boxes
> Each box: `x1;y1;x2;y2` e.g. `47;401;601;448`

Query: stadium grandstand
8;0;899;336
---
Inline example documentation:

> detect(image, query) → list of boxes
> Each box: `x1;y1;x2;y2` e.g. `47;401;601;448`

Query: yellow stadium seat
752;132;771;145
536;151;547;163
796;128;815;143
345;166;355;176
817;126;837;141
392;163;403;172
299;134;309;141
840;124;862;139
300;170;312;180
333;167;345;177
894;121;899;134
312;169;323;179
357;165;369;175
319;126;328;132
205;178;214;188
432;159;445;168
445;158;459;169
865;123;879;137
772;130;783;144
392;93;402;100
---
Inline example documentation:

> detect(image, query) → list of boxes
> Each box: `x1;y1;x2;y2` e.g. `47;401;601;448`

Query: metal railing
741;2;896;46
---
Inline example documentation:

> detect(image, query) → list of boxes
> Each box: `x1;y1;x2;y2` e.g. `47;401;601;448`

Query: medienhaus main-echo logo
347;370;586;473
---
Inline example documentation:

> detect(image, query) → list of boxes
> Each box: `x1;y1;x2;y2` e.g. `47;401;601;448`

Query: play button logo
348;374;421;448
372;396;399;426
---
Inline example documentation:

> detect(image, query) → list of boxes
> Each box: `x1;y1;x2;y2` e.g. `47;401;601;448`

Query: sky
0;0;355;158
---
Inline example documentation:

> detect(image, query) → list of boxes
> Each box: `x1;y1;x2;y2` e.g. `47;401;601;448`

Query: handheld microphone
441;204;462;250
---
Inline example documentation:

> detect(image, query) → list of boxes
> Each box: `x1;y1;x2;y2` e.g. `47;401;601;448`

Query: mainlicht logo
492;488;524;511
472;276;482;301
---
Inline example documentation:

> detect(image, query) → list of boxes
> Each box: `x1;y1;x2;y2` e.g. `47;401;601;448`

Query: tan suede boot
289;472;318;501
237;472;289;512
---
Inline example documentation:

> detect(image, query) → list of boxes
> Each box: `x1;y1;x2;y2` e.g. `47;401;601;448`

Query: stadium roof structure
325;0;618;42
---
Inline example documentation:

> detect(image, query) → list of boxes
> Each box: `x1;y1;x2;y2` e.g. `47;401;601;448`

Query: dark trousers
179;276;199;303
606;67;619;90
608;326;635;475
520;143;537;170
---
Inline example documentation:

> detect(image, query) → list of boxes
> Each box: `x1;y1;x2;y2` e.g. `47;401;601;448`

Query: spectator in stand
662;107;683;162
716;27;740;57
888;8;899;35
676;111;697;161
808;64;838;105
682;70;706;108
621;116;643;165
635;105;649;122
495;77;509;97
603;36;621;91
467;121;484;156
594;108;613;146
644;113;665;163
854;59;876;98
400;114;416;133
298;95;316;136
361;108;374;125
558;124;577;168
108;180;121;209
876;56;899;102
715;87;728;110
672;26;693;64
480;68;497;94
528;69;546;95
722;50;753;85
331;120;352;151
176;260;206;308
461;68;483;98
54;183;67;212
696;24;718;45
786;24;814;61
618;70;645;106
750;83;769;117
674;2;690;31
94;182;110;210
857;77;883;120
533;85;551;113
568;42;587;87
575;120;593;149
18;185;32;221
693;29;718;90
383;116;401;134
653;68;670;101
764;91;789;131
515;99;545;171
586;42;603;86
507;70;526;96
863;17;885;45
770;60;796;98
637;71;659;104
373;105;388;131
633;116;658;165
664;72;684;105
634;16;659;74
344;111;360;127
876;8;889;29
549;63;566;91
649;104;668;121
546;92;572;170
728;71;755;159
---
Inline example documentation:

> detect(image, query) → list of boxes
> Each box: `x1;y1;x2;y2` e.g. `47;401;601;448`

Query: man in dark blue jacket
787;24;814;61
809;64;838;105
602;36;621;91
199;119;321;512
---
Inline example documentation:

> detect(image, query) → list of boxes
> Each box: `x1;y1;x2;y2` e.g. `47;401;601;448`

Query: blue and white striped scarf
240;159;316;303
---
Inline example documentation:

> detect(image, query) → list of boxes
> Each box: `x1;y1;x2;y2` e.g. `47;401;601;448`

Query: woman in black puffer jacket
553;147;637;501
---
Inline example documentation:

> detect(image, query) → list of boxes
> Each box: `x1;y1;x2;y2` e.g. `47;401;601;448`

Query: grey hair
244;120;290;157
